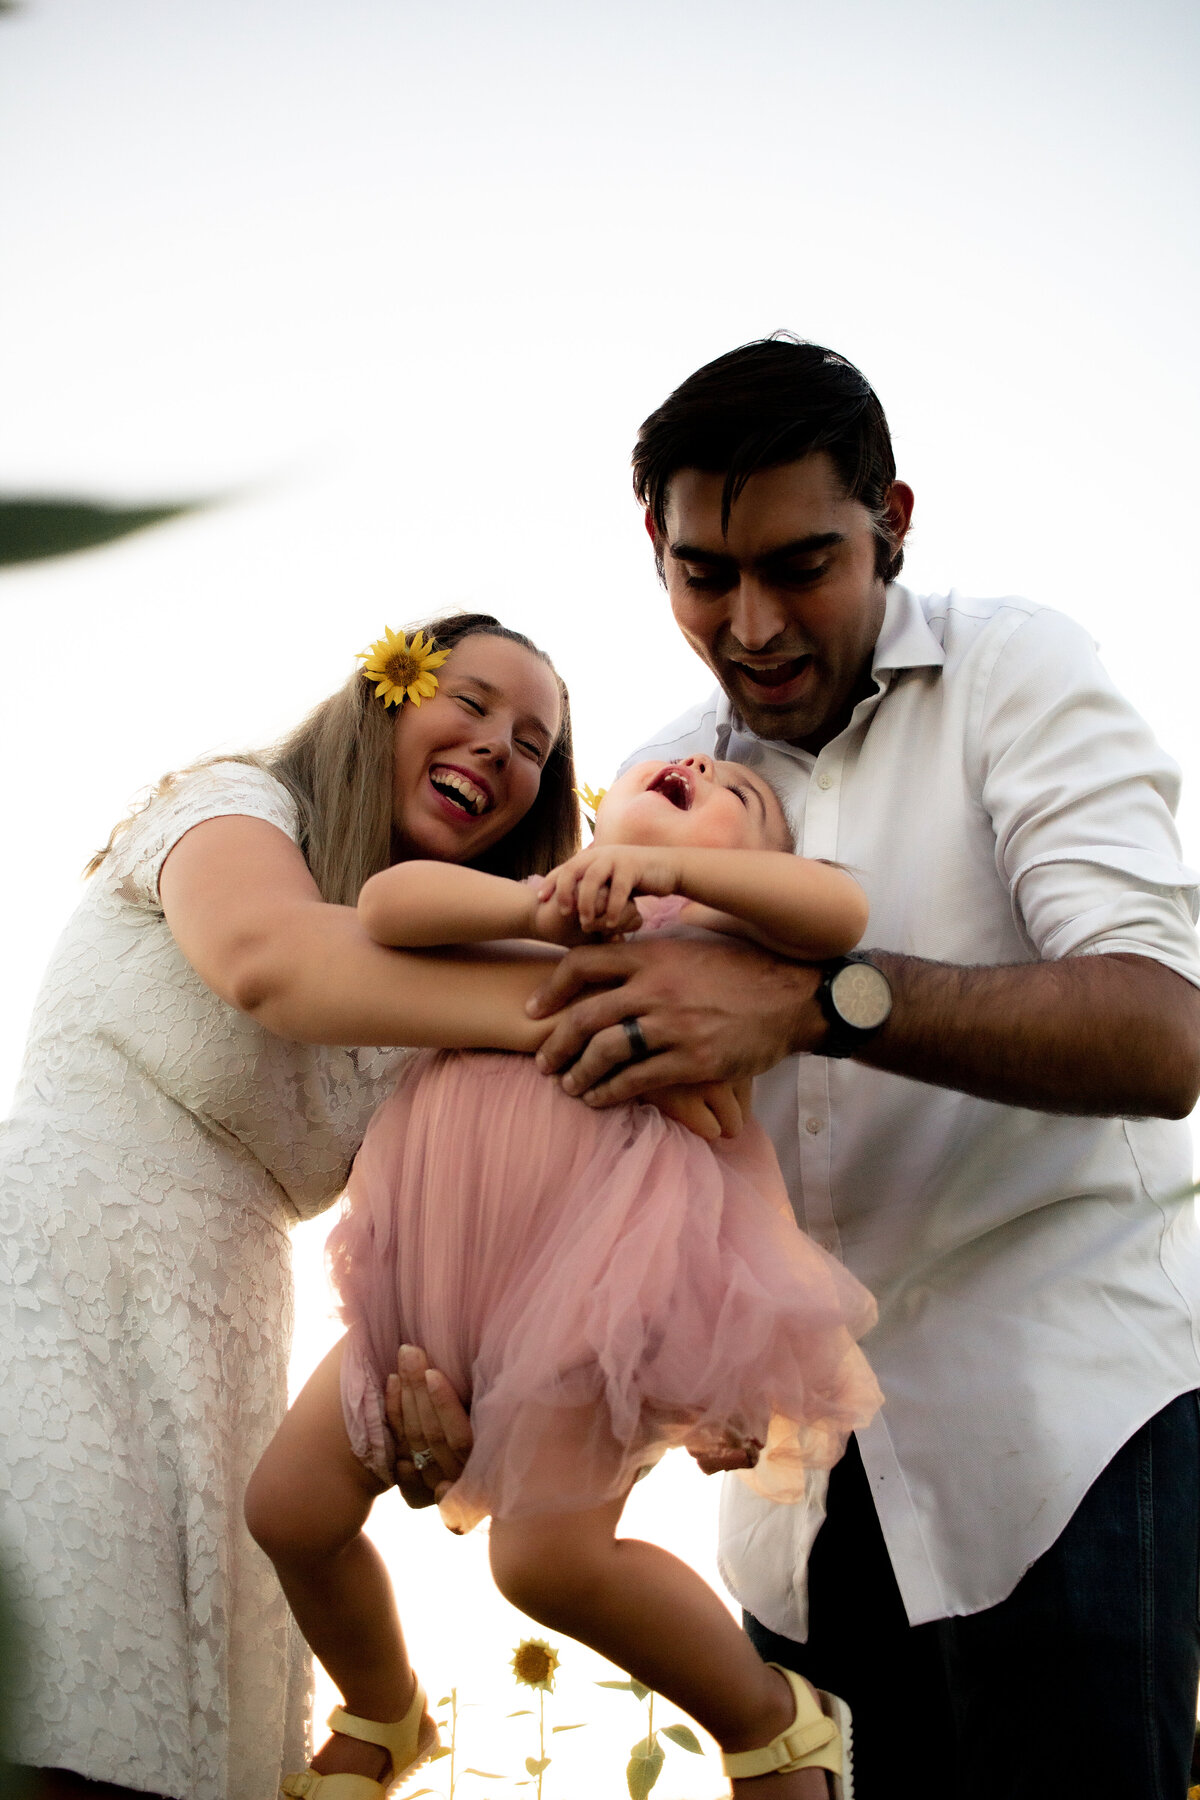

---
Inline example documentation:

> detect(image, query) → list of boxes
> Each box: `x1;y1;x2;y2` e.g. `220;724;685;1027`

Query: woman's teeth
429;769;490;816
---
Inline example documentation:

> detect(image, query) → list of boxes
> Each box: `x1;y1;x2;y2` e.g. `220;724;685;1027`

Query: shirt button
817;772;834;790
805;1116;822;1135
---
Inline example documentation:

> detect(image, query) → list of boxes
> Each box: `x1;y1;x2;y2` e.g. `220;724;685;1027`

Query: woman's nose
472;731;510;767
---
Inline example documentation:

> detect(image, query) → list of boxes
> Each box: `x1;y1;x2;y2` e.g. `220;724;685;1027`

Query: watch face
830;961;892;1031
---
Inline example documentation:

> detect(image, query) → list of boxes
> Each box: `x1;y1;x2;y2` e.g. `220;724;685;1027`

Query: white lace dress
0;764;408;1799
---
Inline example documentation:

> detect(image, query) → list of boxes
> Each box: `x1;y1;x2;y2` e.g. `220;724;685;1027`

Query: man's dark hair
632;333;904;583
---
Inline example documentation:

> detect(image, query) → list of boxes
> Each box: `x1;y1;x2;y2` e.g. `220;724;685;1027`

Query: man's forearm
850;950;1200;1118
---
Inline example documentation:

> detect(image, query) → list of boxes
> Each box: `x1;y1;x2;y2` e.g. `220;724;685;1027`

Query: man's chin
720;661;829;744
726;687;825;746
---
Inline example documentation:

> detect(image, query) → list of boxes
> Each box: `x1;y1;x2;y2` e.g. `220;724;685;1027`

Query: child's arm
358;861;641;949
539;845;868;960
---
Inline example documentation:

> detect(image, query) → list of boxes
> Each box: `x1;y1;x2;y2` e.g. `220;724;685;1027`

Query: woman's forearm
238;904;555;1052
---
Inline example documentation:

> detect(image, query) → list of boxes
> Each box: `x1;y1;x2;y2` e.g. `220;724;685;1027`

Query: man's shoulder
914;589;1095;663
617;692;725;774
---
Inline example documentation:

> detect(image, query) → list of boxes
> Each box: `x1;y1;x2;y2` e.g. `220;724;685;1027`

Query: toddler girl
246;753;882;1800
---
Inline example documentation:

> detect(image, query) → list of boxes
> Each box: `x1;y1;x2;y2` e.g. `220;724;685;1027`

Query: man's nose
727;578;791;652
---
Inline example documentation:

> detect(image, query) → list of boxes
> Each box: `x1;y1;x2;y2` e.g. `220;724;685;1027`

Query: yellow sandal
721;1664;853;1798
280;1678;438;1799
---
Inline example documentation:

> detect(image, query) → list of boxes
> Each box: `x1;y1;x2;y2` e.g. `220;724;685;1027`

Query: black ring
621;1016;651;1062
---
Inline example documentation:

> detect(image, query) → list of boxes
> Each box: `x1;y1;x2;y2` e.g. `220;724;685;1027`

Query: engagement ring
411;1449;437;1471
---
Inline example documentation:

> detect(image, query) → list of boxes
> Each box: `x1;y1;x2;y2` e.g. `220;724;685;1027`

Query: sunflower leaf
0;496;204;568
426;1746;452;1762
551;1723;585;1732
464;1771;504;1779
507;1709;534;1717
525;1757;551;1776
437;1694;452;1706
626;1739;665;1800
661;1725;704;1754
630;1680;651;1703
595;1679;636;1690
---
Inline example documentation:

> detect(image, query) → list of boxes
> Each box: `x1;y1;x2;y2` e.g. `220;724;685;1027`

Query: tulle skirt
330;1050;881;1533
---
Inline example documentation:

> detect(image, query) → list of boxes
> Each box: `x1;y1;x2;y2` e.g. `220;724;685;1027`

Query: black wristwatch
815;952;893;1058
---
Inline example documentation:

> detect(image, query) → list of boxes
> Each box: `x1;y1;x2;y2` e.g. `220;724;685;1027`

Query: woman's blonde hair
86;613;580;905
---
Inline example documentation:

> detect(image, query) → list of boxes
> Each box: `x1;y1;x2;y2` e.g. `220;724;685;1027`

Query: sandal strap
280;1775;389;1799
328;1680;429;1770
721;1666;844;1781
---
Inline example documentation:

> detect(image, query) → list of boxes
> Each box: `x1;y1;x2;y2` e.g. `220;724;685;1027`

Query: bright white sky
1;0;1198;1789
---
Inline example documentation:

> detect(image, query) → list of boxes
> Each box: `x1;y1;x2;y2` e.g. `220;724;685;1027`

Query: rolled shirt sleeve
974;606;1200;985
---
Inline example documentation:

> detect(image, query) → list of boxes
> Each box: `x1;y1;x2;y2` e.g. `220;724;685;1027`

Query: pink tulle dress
330;901;882;1533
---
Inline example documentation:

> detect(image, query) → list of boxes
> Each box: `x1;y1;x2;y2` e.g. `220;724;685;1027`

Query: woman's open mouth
647;765;693;811
428;764;494;818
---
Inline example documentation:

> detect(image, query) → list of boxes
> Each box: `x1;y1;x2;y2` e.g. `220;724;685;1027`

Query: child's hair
85;612;580;905
750;764;797;853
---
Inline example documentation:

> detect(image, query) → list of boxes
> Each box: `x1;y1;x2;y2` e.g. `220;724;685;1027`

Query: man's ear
645;506;667;584
884;481;915;547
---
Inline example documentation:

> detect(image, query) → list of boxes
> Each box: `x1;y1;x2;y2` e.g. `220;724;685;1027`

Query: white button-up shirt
625;586;1200;1632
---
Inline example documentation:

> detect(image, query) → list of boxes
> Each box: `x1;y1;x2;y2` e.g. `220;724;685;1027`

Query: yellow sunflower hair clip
358;626;451;708
574;782;608;834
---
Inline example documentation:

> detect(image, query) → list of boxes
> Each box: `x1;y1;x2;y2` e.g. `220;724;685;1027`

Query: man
526;337;1200;1797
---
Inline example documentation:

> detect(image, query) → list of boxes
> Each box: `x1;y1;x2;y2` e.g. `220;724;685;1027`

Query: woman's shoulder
103;761;301;912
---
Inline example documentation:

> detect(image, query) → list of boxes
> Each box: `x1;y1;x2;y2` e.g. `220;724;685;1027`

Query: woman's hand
653;1082;745;1140
537;845;680;935
385;1344;474;1520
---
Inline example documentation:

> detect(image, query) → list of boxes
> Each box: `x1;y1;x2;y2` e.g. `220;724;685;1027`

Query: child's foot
309;1688;439;1790
726;1666;843;1800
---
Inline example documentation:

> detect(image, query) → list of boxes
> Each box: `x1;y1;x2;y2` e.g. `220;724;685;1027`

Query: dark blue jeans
745;1392;1200;1799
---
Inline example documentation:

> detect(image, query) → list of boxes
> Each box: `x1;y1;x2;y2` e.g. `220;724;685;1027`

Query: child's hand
538;845;680;935
529;891;632;948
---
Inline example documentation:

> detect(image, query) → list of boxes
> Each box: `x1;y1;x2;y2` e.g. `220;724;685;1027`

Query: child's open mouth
428;765;493;817
648;766;693;811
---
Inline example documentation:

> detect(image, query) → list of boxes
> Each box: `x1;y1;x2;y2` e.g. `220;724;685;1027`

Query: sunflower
574;782;608;833
357;627;451;708
511;1637;560;1692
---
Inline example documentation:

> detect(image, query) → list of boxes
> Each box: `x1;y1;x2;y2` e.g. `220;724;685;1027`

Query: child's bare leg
244;1340;435;1782
488;1443;832;1797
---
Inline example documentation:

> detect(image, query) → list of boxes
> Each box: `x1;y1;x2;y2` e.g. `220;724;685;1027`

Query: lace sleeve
105;762;301;912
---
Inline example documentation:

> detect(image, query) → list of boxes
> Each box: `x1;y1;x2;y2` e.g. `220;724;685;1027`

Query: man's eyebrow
669;532;845;565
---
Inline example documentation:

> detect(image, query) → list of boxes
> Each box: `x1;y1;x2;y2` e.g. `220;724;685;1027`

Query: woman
0;613;577;1800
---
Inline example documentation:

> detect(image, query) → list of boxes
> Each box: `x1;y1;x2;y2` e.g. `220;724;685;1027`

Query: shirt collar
714;585;944;755
871;584;946;676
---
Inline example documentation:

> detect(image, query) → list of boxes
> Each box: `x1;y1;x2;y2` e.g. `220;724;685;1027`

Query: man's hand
528;934;823;1104
386;1344;474;1519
